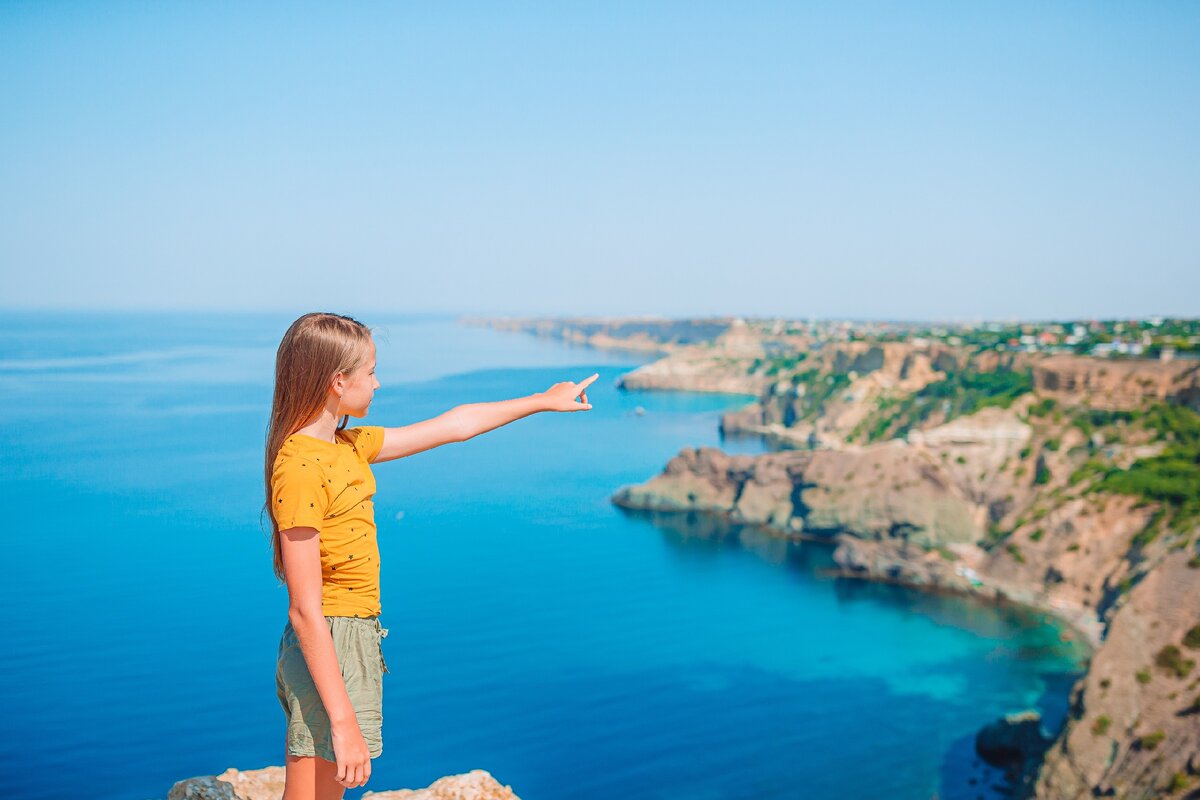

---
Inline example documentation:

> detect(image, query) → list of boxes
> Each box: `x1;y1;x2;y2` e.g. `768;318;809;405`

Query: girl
266;312;596;799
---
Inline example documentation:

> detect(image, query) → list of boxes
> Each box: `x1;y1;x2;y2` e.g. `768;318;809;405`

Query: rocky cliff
1036;549;1200;799
166;766;520;800
612;393;1200;798
1031;354;1200;412
719;342;1200;450
613;319;778;395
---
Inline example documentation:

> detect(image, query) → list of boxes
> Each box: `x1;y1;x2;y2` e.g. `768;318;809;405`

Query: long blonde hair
263;312;375;585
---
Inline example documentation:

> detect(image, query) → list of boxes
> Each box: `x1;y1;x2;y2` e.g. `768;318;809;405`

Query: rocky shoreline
610;438;1106;653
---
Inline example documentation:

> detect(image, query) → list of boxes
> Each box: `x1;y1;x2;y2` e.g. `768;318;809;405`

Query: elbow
449;413;472;443
288;604;325;628
440;407;466;444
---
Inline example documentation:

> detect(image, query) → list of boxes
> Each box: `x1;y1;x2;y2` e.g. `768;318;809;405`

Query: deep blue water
0;310;1087;800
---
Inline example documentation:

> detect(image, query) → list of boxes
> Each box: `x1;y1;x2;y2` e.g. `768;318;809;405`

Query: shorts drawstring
373;617;389;673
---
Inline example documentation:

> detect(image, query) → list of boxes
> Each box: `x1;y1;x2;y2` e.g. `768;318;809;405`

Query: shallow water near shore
0;310;1087;800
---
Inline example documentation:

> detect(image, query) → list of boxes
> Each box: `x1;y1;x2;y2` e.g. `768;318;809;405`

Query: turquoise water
0;311;1086;800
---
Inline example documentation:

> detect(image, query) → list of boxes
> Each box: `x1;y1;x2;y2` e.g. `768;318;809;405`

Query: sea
0;310;1089;800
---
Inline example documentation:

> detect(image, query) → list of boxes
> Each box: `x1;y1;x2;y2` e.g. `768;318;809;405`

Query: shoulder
338;426;386;463
272;449;323;480
271;450;332;528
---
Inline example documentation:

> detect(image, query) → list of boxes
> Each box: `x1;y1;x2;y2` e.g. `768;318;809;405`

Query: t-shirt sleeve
347;426;386;464
271;459;329;531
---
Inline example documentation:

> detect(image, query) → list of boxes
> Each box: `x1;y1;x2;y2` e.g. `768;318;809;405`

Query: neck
295;409;344;443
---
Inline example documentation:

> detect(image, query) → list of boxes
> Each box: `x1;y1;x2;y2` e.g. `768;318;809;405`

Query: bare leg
282;752;346;800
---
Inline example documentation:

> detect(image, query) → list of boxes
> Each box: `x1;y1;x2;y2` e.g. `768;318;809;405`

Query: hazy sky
2;2;1197;321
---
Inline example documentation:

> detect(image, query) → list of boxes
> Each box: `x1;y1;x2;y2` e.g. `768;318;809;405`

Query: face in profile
339;339;380;418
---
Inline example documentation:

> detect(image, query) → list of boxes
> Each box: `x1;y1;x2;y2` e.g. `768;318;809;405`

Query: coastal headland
473;314;1200;800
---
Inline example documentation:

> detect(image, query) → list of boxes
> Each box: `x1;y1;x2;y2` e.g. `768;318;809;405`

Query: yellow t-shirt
271;425;386;617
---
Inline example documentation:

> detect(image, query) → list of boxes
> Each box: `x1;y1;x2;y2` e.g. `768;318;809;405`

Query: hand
541;373;598;412
331;720;372;789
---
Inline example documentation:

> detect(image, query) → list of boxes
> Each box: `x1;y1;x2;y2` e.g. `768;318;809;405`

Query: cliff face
1032;354;1200;412
715;341;994;447
616;347;771;395
614;324;773;395
720;343;1200;450
1035;549;1200;800
617;439;982;548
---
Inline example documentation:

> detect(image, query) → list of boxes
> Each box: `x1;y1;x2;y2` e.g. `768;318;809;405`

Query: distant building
1093;340;1144;357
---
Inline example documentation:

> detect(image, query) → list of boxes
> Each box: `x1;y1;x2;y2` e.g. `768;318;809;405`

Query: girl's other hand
541;373;598;411
331;721;372;788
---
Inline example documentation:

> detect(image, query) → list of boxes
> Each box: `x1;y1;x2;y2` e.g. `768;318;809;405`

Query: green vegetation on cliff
750;352;809;377
1137;730;1166;751
848;366;1034;443
786;368;852;424
1184;625;1200;650
1166;772;1191;794
1074;404;1200;534
1028;397;1059;418
1155;644;1196;678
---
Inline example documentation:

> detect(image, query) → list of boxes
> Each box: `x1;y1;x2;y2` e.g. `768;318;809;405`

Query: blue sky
2;1;1197;321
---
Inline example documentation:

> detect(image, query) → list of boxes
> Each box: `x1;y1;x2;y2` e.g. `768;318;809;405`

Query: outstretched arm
372;373;598;463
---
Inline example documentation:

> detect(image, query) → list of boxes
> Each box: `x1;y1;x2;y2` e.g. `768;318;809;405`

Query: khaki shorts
276;615;389;762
